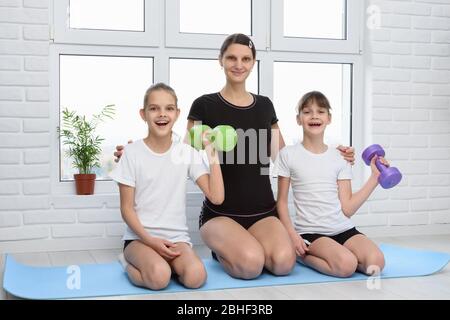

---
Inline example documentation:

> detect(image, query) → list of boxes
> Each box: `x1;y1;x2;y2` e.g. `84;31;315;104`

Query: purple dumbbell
362;144;402;189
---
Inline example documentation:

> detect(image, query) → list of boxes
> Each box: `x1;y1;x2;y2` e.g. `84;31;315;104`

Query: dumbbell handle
189;124;237;152
375;157;387;173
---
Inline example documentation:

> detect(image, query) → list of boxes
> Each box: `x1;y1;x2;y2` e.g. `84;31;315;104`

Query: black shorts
199;204;278;230
301;227;363;246
123;239;136;251
200;204;279;261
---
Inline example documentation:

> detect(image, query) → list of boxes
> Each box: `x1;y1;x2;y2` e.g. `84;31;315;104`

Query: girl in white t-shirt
276;91;386;278
110;83;224;290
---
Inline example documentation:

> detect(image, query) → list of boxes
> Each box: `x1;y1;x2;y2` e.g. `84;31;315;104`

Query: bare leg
125;264;145;287
248;216;296;275
302;237;358;278
344;234;385;275
169;242;207;289
200;216;265;279
123;240;172;290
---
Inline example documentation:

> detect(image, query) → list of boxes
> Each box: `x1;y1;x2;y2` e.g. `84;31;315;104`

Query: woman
186;34;354;279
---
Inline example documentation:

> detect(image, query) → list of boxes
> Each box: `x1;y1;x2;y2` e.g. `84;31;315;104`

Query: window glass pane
60;55;153;180
273;62;352;146
284;0;346;39
169;58;258;138
69;0;144;31
179;0;251;35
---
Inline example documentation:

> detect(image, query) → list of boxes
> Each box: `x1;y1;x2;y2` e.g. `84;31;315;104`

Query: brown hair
220;33;256;59
296;91;332;115
143;82;178;108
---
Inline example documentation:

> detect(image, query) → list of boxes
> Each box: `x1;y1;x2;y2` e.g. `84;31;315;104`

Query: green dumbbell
188;124;238;152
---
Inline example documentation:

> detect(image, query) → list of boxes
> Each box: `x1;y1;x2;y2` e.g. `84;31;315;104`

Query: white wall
0;0;449;253
357;0;450;237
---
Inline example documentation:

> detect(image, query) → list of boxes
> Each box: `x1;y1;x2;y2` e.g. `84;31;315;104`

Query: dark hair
296;91;332;115
143;82;178;108
220;33;256;59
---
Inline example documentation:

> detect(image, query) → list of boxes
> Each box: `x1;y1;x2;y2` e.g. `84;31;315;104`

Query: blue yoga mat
3;244;450;300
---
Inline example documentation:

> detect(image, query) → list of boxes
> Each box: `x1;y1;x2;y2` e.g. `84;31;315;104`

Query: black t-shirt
188;92;278;216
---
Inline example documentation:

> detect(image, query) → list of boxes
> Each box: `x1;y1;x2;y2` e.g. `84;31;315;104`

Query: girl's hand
370;155;389;177
147;237;180;260
201;129;213;148
203;131;220;163
337;145;355;165
292;234;309;257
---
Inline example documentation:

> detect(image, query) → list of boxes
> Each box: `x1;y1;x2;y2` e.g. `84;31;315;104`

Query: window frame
272;60;353;147
264;51;365;190
167;54;261;193
53;0;161;46
50;44;157;194
271;0;363;54
50;0;366;195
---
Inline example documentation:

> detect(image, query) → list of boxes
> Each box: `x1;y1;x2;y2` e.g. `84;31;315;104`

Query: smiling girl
110;83;224;290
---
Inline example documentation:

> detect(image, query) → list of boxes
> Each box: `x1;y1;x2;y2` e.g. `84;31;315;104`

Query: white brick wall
364;0;450;231
0;0;449;253
0;0;55;252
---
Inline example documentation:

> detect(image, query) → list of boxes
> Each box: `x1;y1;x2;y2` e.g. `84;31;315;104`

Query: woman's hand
337;145;355;165
114;140;133;162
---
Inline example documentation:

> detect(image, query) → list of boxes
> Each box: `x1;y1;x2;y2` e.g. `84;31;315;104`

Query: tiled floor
1;234;450;300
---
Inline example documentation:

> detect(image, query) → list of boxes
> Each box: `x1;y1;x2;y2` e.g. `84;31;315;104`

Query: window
69;0;144;31
179;0;251;35
271;0;362;53
273;61;352;147
52;0;364;192
284;0;346;39
165;0;267;49
53;0;159;46
169;58;259;137
59;55;154;181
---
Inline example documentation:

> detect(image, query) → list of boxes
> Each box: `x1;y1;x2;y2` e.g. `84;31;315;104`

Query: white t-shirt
275;142;354;236
109;139;209;244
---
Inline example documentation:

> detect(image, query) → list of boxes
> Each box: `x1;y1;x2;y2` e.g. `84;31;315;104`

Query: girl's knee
141;263;171;290
364;251;385;275
331;253;358;278
180;263;207;289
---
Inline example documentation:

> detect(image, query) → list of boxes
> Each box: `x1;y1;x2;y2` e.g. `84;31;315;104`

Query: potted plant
59;104;115;195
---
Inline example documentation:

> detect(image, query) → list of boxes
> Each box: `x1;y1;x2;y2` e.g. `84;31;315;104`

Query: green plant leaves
59;105;115;174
